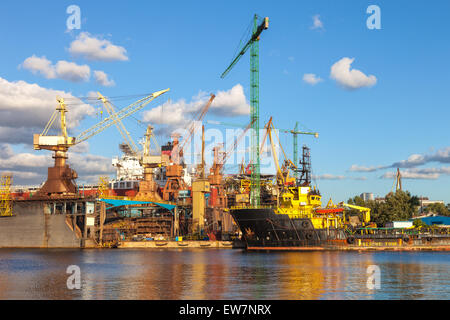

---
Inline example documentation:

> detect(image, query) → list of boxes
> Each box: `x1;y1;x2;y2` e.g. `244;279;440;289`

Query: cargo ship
230;147;450;251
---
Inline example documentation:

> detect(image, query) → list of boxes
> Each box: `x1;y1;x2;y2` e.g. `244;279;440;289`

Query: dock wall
0;202;81;248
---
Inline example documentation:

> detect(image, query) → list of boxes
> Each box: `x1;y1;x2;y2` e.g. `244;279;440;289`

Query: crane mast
221;14;269;207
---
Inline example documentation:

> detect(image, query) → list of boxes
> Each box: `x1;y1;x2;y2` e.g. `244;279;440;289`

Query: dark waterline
0;249;448;300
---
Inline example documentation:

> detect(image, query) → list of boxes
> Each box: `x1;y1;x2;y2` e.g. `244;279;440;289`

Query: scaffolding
97;176;110;199
0;174;13;217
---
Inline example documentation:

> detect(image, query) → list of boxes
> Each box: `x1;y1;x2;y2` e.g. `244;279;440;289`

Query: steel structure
221;14;269;207
33;89;169;198
278;122;318;179
0;174;13;217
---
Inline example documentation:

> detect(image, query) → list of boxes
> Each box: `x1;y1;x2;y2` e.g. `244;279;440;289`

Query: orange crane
261;117;296;187
177;94;215;162
208;119;255;208
33;89;169;198
162;94;215;202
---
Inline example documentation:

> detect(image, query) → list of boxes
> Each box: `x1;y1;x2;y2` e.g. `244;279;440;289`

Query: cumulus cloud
69;32;128;61
310;15;324;30
392;148;450;168
20;55;91;82
0;143;114;185
303;73;323;85
0;76;94;144
93;70;115;87
330;57;377;90
20;55;56;79
54;60;90;82
351;147;450;180
142;84;250;135
351;147;450;173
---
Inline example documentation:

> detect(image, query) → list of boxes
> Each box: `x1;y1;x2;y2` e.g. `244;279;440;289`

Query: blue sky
0;0;449;203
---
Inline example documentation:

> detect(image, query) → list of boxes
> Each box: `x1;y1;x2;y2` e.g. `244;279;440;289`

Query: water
0;249;448;300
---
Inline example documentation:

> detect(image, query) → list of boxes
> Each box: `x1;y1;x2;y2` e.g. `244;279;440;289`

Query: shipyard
0;1;449;303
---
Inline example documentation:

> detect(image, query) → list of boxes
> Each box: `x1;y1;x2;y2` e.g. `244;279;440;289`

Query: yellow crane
261;117;296;187
33;89;169;198
96;92;169;200
338;202;371;224
0;174;13;216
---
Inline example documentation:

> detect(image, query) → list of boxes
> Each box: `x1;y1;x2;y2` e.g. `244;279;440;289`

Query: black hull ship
230;147;450;251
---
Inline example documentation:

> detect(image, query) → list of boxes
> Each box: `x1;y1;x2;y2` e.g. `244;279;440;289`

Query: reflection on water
0;249;448;300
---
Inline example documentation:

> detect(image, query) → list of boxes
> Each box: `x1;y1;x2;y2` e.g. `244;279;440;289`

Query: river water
0;249;448;300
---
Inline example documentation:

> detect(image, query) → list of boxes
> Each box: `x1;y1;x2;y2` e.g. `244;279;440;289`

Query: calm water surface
0;249;448;300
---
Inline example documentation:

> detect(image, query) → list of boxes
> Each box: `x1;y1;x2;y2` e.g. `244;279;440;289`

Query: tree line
347;191;450;227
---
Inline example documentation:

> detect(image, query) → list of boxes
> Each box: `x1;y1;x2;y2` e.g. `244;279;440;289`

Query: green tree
348;191;419;226
423;203;450;216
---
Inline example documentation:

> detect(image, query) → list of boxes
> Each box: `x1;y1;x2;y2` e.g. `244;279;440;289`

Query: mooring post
99;201;106;246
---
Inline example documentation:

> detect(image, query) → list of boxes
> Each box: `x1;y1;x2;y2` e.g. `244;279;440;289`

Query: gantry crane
208;119;255;188
221;14;269;207
97;93;168;201
134;125;168;201
33;89;169;198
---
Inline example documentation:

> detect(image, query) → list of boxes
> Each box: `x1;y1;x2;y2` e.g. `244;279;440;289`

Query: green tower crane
221;14;269;207
279;122;319;178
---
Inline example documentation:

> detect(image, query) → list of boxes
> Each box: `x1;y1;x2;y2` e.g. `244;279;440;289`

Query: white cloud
54;60;90;82
381;167;450;180
69;32;128;61
211;84;250;116
0;143;114;185
351;147;450;173
20;55;56;79
330;57;377;90
0;76;95;144
303;73;323;85
0;146;50;169
20;55;90;82
392;148;450;168
93;70;116;87
142;84;250;135
311;15;324;30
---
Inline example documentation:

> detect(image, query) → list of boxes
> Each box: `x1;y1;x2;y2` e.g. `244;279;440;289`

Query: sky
0;0;449;204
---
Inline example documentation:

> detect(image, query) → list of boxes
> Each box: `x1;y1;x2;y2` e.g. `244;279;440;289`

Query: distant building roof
412;215;450;226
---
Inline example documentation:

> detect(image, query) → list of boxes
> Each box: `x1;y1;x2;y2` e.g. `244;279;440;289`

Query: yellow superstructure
275;185;347;230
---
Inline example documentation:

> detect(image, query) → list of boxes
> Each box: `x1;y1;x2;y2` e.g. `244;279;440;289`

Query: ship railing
352;227;450;238
230;205;277;210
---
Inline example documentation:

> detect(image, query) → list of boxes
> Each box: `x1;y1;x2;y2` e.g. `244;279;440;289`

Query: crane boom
221;118;255;166
179;94;215;155
97;92;140;156
221;17;269;79
76;88;169;145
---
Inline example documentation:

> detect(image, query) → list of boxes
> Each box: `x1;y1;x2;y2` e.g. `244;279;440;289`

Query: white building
385;221;413;229
360;192;374;202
